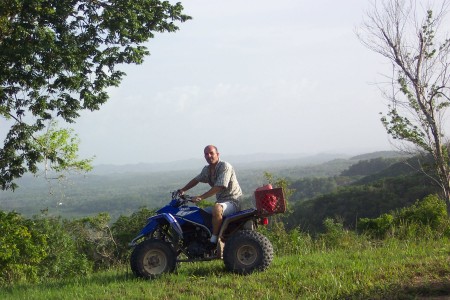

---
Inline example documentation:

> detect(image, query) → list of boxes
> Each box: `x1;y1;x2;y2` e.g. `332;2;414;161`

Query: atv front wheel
130;239;176;278
223;230;273;274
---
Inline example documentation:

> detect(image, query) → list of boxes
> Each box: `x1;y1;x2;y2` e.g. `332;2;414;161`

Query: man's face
204;146;219;165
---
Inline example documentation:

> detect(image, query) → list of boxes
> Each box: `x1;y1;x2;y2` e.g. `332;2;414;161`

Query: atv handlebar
172;190;195;206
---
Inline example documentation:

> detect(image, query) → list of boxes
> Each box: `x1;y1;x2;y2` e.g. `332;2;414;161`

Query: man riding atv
129;145;284;277
178;145;242;247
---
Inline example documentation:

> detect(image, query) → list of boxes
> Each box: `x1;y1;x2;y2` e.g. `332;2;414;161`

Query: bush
359;213;394;239
0;211;45;284
111;207;156;262
32;216;92;279
358;194;450;240
0;211;92;286
396;194;448;229
64;213;117;270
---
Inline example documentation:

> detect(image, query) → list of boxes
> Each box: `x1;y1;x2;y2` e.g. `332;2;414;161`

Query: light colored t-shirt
195;160;242;207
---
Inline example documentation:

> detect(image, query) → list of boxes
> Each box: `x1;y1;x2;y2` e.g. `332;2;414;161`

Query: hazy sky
22;1;401;165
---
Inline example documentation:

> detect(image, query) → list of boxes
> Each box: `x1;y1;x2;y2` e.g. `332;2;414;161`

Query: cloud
46;0;395;164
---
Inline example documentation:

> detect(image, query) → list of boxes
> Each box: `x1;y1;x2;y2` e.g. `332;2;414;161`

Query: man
178;145;242;245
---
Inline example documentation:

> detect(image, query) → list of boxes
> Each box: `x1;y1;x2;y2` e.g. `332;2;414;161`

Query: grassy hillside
1;238;448;299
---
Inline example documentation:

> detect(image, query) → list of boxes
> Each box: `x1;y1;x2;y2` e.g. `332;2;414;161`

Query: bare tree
358;0;450;214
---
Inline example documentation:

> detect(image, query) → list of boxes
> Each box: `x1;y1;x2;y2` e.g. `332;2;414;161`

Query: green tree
0;0;191;190
34;120;93;179
358;0;450;214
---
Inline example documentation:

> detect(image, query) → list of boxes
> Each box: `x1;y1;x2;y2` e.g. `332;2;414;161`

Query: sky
16;1;400;165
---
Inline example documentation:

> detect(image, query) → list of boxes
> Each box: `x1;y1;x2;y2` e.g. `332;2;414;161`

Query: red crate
254;187;286;216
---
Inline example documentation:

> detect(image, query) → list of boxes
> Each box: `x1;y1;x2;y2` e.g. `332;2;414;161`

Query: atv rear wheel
130;239;176;278
223;230;273;274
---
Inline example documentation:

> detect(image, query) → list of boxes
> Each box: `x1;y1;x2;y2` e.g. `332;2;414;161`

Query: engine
182;225;210;258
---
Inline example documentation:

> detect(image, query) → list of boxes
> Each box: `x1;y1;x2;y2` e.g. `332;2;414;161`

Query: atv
129;186;285;278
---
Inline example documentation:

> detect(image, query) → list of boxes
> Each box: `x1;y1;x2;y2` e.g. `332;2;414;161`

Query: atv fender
218;208;258;238
129;213;182;247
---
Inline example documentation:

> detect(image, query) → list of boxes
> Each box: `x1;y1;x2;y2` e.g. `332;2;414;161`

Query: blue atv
129;190;279;278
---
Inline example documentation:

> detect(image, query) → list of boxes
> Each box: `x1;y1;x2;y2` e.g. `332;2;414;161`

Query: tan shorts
204;201;238;216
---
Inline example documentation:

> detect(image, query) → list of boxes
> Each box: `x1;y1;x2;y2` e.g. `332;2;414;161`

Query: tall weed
259;220;314;255
317;218;370;251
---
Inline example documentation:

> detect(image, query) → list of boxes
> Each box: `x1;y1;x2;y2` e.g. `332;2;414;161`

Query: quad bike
129;186;285;278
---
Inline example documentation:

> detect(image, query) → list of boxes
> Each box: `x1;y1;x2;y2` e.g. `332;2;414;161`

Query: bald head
204;145;218;152
204;145;219;165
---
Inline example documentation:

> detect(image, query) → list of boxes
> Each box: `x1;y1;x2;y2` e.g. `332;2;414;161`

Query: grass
1;238;449;300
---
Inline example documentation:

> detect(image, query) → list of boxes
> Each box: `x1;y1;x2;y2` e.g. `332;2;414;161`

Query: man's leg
211;203;223;238
210;202;236;244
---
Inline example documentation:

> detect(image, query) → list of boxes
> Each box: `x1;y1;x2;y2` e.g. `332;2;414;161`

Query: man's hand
192;196;202;203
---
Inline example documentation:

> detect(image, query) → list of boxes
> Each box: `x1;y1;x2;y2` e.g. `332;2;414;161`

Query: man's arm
194;186;225;202
179;178;200;194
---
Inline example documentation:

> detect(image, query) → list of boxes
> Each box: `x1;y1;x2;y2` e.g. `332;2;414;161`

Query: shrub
396;194;448;230
358;194;450;240
0;211;92;286
111;207;156;262
32;216;92;279
64;213;117;270
0;211;45;284
358;213;394;239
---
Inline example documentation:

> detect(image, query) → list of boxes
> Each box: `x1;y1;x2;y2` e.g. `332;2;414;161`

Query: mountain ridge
90;152;354;175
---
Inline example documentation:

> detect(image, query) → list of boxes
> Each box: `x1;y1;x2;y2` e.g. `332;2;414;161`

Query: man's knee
212;203;223;217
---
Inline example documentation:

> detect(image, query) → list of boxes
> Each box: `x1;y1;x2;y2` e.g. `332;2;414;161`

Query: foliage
317;218;365;250
357;213;394;239
33;120;93;178
0;211;45;284
110;206;155;262
0;0;191;190
359;194;450;239
64;212;117;270
0;211;91;285
260;217;367;256
396;194;448;229
258;222;314;256
31;215;92;279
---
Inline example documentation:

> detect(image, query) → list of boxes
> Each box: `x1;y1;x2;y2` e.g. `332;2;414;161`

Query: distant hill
0;150;402;219
91;152;403;175
286;152;439;234
349;151;408;161
355;154;432;185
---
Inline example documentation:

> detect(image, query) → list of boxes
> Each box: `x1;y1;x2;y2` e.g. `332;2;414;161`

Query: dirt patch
407;275;450;299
